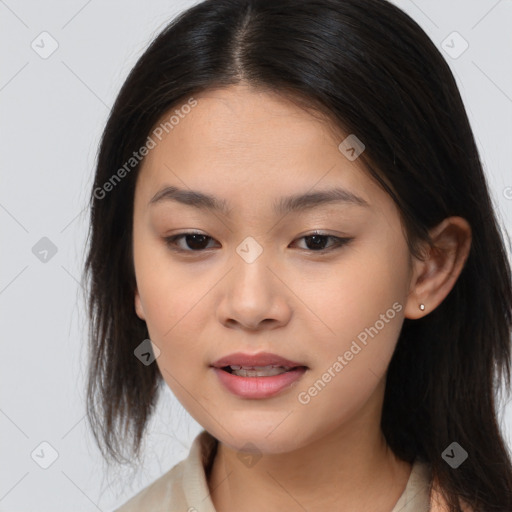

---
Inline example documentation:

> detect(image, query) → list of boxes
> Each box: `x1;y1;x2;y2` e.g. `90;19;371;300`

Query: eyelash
163;231;353;255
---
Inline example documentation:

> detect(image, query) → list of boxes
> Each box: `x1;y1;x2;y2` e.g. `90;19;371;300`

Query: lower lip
212;367;307;399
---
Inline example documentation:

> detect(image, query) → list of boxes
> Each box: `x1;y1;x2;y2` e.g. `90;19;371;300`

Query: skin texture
132;83;472;512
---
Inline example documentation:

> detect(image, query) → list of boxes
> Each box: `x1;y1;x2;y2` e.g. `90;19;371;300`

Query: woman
83;1;512;510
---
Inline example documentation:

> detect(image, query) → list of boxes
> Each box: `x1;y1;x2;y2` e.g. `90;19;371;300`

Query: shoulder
112;462;187;512
112;430;218;512
430;476;474;512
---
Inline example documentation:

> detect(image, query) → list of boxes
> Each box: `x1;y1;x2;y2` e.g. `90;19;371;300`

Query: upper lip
211;352;307;368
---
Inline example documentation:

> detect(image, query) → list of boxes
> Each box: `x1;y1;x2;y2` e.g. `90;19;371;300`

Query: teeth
228;365;293;377
229;365;291;370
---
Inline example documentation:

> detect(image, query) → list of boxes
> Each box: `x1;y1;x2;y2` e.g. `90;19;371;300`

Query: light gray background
1;0;511;510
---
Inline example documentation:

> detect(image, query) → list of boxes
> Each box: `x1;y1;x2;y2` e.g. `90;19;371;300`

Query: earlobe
135;290;146;320
404;217;472;320
403;250;434;319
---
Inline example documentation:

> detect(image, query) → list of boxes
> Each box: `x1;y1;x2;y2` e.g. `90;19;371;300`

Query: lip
212;366;308;399
211;352;306;368
210;351;308;399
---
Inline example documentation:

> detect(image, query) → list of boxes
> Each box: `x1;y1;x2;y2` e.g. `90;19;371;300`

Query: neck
207;385;412;512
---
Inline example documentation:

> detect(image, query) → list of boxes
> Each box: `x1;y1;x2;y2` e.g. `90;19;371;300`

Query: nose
216;250;292;332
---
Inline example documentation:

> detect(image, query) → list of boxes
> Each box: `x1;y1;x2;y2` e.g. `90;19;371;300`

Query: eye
164;231;217;252
291;232;353;252
163;231;353;254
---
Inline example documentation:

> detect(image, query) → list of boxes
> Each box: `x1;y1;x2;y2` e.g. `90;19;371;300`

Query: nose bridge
217;235;289;329
231;235;274;298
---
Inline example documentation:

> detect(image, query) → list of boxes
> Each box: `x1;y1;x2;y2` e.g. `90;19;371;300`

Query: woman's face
132;84;416;454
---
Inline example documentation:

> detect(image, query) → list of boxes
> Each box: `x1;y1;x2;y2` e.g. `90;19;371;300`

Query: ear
135;289;146;321
404;216;472;319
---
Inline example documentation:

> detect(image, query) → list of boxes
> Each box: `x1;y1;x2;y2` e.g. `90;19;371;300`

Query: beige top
114;430;432;512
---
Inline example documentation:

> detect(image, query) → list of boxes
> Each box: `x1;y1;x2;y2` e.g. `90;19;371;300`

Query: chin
207;421;307;455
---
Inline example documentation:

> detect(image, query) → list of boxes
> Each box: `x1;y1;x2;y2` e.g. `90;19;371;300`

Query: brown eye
291;233;353;252
164;233;217;252
163;231;353;255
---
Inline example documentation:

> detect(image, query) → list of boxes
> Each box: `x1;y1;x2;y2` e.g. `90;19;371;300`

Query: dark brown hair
82;0;512;509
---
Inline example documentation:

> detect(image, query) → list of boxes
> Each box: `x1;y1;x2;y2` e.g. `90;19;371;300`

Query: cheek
291;249;408;434
142;277;209;405
136;263;216;379
134;233;203;335
141;278;208;366
302;237;409;363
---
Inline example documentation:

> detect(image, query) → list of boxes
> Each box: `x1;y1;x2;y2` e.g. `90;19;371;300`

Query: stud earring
419;303;425;311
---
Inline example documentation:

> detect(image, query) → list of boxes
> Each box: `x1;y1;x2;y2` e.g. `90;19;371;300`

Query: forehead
161;85;340;152
134;84;391;218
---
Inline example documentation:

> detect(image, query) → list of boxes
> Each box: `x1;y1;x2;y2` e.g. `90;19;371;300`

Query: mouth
211;351;307;372
210;352;309;399
211;365;308;399
219;365;306;377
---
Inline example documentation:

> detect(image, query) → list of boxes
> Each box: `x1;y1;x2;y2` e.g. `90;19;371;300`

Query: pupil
306;235;327;250
187;234;208;250
185;234;328;251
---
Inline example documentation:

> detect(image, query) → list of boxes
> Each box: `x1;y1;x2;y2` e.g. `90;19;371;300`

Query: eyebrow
148;185;369;216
